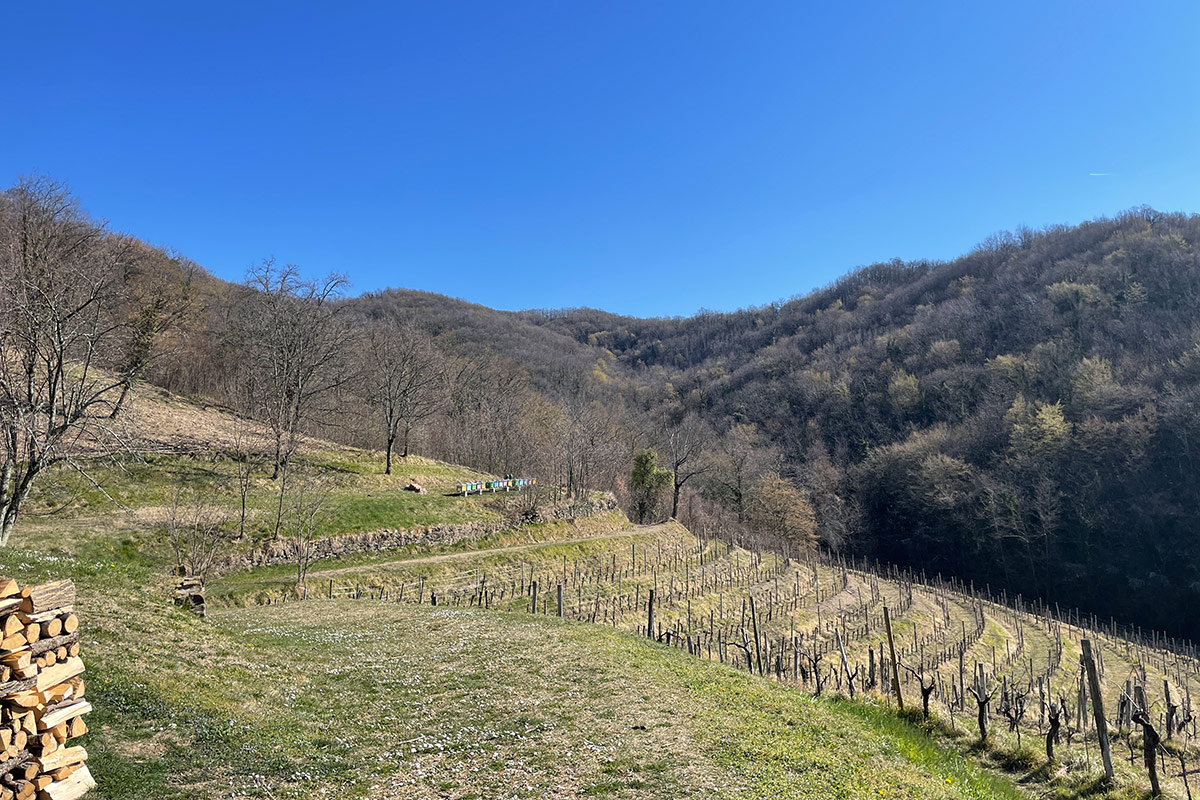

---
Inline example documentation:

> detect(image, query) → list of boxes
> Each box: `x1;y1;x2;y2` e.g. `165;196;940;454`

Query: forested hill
384;208;1200;637
546;209;1200;637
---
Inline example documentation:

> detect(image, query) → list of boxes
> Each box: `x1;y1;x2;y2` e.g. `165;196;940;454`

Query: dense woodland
5;177;1200;637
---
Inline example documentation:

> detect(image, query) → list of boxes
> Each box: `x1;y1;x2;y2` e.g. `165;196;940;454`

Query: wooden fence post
557;584;564;617
884;606;904;711
647;589;655;639
1081;639;1114;779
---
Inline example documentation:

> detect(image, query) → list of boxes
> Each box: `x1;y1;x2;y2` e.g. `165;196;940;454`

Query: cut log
3;696;37;712
55;621;73;639
0;583;18;601
0;637;26;655
29;637;75;660
0;621;22;641
36;748;84;775
40;686;70;706
0;751;31;782
36;764;93;800
0;653;29;672
18;585;73;617
35;705;88;734
34;661;83;694
12;612;67;628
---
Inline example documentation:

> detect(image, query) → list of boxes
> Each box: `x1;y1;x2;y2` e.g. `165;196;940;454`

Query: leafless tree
231;259;352;536
162;487;236;581
709;424;777;523
664;414;710;519
0;177;163;545
289;468;331;594
229;416;266;539
748;474;817;555
107;241;199;418
362;322;446;473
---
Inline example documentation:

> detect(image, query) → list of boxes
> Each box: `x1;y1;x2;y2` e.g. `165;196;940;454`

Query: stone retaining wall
214;493;619;573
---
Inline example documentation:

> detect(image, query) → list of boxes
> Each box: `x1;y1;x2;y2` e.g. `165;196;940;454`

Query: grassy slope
0;387;1030;799
0;515;1026;800
15;562;1026;799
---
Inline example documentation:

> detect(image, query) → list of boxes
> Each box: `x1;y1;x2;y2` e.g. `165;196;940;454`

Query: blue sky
4;2;1198;317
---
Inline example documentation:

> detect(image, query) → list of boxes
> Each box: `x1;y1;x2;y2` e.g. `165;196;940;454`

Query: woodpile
0;579;94;800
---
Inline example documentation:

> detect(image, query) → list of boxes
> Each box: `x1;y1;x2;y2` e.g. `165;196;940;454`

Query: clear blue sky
4;2;1198;317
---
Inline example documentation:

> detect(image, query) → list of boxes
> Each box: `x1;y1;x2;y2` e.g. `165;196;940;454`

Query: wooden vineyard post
557;584;564;617
749;595;763;676
884;606;904;711
835;629;855;698
647;589;655;639
530;581;538;614
1081;639;1114;780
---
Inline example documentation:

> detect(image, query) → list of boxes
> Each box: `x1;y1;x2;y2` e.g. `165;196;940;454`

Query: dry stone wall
215;494;619;573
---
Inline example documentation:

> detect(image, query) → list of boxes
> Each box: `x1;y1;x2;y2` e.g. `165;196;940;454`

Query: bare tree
229;416;266;539
232;259;352;536
162;487;236;581
107;241;199;418
289;469;331;594
664;414;710;519
362;322;446;473
748;474;817;555
0;177;159;545
710;423;776;523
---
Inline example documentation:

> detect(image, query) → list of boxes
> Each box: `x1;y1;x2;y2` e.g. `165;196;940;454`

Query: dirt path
306;523;672;578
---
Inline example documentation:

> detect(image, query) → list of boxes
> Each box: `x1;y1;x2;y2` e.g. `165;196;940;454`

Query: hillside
9;176;1200;741
3;388;1196;799
43;180;1189;640
0;389;1039;799
342;211;1200;639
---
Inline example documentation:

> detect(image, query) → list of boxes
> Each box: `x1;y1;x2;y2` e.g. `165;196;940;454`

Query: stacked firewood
0;579;93;800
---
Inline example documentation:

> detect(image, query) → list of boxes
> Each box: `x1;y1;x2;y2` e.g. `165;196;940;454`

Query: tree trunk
108;381;132;420
273;464;289;539
1134;712;1162;797
0;512;14;548
671;483;681;519
385;432;395;475
1046;707;1060;762
0;472;36;547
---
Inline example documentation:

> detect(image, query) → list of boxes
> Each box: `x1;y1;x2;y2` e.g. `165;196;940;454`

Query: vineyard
231;521;1200;798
